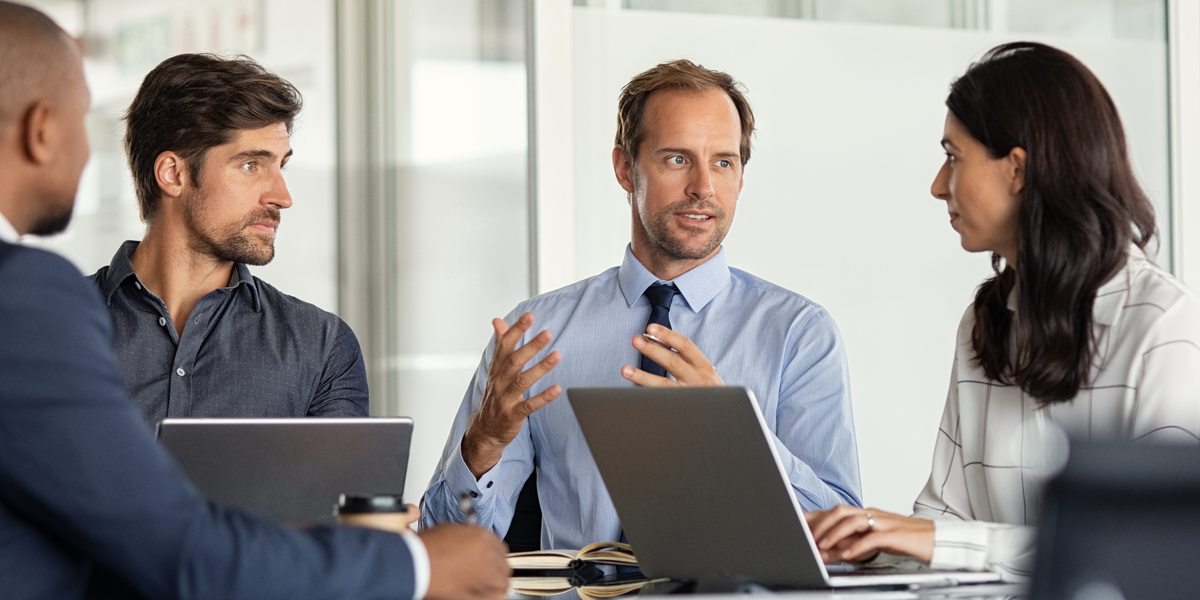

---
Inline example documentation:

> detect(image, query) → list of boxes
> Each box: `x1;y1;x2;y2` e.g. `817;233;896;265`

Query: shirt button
469;491;479;498
158;317;166;327
176;368;186;377
134;282;142;290
486;481;494;489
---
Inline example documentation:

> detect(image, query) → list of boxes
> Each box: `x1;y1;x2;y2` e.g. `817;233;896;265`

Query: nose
686;164;715;200
931;158;951;202
267;168;293;209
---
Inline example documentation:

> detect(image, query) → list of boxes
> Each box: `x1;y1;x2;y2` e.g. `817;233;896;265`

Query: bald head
0;2;89;237
0;2;78;129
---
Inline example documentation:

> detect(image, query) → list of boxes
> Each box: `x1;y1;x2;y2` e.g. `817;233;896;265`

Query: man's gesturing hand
420;524;511;600
462;313;561;478
621;324;725;387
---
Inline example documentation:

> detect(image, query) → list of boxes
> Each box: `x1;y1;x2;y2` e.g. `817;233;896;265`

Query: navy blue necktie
640;283;679;377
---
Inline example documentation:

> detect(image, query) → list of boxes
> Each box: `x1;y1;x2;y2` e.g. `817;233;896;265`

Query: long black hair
947;42;1156;403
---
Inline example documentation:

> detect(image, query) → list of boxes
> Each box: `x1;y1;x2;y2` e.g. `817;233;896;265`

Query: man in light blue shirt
422;60;862;550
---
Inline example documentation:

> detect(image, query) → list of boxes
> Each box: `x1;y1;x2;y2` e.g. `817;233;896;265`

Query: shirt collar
617;244;731;312
0;211;19;243
96;240;261;311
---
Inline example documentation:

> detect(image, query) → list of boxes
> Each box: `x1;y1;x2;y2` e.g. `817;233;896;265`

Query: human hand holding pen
420;523;510;600
621;324;725;387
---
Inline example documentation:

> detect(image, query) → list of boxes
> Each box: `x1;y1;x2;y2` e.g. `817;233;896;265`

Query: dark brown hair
948;42;1156;403
123;53;302;221
615;59;754;166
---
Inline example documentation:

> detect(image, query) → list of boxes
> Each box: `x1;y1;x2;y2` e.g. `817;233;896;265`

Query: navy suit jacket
0;240;416;600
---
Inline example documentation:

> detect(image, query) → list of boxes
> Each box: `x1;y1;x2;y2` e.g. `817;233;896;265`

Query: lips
244;208;281;236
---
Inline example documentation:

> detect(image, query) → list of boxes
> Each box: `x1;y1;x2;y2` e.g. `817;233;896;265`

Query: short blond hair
615;59;754;166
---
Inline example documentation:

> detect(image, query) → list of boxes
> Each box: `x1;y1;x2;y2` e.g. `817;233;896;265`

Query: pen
458;492;479;525
641;333;679;354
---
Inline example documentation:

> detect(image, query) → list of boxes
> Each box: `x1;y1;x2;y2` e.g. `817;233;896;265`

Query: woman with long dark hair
806;42;1200;578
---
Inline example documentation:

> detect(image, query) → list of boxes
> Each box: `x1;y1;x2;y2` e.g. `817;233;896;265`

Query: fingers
403;504;421;529
629;324;724;386
632;333;685;374
818;510;875;552
621;364;675;387
646;324;702;360
805;505;856;542
804;508;834;539
830;533;887;564
510;351;561;395
421;524;511;600
495;328;554;383
807;507;936;564
491;313;528;352
516;384;562;417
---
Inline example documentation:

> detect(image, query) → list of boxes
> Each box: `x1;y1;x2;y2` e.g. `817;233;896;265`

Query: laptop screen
157;418;413;525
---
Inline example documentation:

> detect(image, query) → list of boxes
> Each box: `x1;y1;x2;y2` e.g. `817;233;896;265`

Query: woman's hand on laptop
805;505;935;564
622;324;725;387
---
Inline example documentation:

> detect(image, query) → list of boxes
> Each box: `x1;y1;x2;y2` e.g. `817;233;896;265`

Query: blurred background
20;0;1196;514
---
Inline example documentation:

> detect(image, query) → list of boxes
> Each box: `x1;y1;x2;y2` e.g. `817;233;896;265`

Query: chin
29;208;75;237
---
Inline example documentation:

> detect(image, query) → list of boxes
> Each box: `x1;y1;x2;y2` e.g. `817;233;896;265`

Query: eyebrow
655;147;741;161
229;149;294;162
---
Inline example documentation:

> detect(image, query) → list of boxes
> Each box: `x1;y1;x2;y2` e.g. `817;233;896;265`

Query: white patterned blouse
913;247;1200;580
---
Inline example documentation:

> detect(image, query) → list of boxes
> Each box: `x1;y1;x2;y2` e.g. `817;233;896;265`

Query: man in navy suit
0;3;508;599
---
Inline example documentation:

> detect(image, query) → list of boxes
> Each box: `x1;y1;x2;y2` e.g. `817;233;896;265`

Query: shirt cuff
929;519;990;571
401;532;431;600
447;438;497;505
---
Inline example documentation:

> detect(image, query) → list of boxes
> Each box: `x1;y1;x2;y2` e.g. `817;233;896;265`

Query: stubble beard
639;197;730;261
183;188;279;266
29;203;74;236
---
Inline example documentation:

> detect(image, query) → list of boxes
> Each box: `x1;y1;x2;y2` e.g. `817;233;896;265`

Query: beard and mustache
638;198;729;261
183;186;279;266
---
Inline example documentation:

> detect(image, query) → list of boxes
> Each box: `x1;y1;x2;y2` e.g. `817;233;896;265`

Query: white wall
569;8;1169;513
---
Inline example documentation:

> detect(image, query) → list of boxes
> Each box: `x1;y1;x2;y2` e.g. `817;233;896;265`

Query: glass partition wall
336;0;530;502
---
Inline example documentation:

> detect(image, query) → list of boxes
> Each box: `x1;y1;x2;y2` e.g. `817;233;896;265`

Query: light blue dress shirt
421;245;862;550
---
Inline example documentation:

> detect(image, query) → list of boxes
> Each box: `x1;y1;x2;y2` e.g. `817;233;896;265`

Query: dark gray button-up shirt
89;241;368;426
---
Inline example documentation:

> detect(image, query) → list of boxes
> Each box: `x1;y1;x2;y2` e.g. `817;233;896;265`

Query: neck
0;162;37;236
630;238;719;281
130;221;234;336
1000;249;1017;272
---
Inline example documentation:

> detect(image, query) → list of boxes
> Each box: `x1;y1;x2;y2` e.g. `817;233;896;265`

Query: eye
717;159;731;168
240;161;256;172
669;155;685;165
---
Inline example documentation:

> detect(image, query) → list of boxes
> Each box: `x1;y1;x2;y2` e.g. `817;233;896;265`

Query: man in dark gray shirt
89;54;367;425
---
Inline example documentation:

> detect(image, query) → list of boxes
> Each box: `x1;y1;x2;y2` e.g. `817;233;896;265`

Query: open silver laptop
568;387;1001;591
157;418;413;526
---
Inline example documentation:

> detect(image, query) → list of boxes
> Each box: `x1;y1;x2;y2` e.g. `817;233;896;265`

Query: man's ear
613;146;635;195
1007;147;1026;196
20;102;53;165
154;151;187;199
